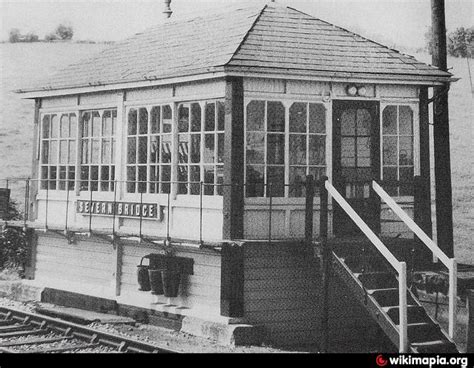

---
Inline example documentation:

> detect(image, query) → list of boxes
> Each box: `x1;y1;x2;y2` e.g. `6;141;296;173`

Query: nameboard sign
76;200;162;220
0;188;10;220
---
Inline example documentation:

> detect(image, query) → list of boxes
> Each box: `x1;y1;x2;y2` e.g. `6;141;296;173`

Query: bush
55;24;74;40
0;227;28;275
44;32;58;42
8;28;21;43
24;32;39;43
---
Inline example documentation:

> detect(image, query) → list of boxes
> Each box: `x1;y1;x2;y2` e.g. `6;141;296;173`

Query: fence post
467;290;474;352
319;176;329;353
305;175;315;247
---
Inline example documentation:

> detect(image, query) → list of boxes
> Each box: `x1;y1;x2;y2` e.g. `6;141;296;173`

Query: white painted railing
325;181;409;353
372;180;457;338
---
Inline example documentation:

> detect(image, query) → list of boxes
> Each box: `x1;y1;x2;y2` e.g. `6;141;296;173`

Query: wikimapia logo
375;354;468;368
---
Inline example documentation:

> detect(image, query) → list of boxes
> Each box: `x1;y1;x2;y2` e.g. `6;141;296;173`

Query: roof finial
163;0;172;19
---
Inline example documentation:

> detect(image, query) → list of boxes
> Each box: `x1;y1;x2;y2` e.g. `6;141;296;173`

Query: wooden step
358;272;398;289
407;323;444;344
383;306;431;325
411;340;458;354
341;256;389;274
369;288;416;307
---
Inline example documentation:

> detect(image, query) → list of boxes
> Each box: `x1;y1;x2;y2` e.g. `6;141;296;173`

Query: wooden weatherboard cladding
220;243;244;318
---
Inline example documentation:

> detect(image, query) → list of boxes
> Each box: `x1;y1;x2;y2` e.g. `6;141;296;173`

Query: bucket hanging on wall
161;257;182;298
137;257;151;292
148;269;165;295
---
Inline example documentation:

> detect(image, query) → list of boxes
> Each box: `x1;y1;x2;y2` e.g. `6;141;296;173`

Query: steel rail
0;306;178;354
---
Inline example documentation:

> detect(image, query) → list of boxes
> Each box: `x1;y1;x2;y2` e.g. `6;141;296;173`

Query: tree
24;32;39;43
447;27;474;58
55;24;74;40
424;26;434;55
45;32;58;42
8;28;21;43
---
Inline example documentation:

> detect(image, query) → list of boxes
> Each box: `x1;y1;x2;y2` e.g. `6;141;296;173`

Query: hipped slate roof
18;2;452;94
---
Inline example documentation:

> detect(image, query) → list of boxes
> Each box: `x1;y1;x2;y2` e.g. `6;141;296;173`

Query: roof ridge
224;4;269;67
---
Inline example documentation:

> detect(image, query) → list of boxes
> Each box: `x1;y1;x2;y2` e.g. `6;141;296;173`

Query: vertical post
268;183;272;244
399;262;408;353
418;87;433;239
199;181;203;246
223;77;244;240
88;187;93;236
220;243;244;317
112;180;117;240
431;0;454;258
45;182;49;231
448;259;457;338
467;290;474;353
305;175;315;246
24;178;30;229
166;191;171;242
319;176;329;353
64;179;70;234
30;100;41;222
139;191;143;241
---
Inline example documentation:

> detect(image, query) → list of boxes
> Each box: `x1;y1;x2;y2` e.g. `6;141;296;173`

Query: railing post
45;181;49;231
268;183;272;244
112;180;117;241
199;181;203;246
88;186;93;237
166;191;171;243
139;190;143;242
449;258;457;338
24;178;30;230
399;262;408;353
305;175;315;247
64;179;70;235
319;176;329;353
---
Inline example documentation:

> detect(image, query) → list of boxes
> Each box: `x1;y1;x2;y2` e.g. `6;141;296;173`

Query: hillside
0;43;472;261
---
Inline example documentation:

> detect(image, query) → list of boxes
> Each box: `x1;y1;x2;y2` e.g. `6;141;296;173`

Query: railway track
0;306;178;353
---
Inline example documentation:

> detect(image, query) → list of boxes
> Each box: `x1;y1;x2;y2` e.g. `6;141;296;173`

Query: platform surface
35;304;136;325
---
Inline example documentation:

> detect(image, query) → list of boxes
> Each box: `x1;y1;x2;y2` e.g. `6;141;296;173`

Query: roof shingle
19;2;452;93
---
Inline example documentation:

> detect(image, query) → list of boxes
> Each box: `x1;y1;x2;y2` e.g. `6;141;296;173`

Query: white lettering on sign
76;201;161;220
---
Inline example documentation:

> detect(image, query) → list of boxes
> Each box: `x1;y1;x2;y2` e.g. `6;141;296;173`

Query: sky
0;0;472;49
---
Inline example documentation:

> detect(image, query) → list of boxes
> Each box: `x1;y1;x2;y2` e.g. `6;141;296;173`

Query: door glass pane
357;109;371;135
127;167;136;193
289;103;307;133
68;141;75;164
59;141;68;164
247;101;265;131
246;133;265;164
91;139;100;163
138;108;148;135
101;166;110;191
50;141;58;164
399;106;413;135
217;134;224;164
216;166;224;196
150;136;160;163
138;166;147;193
383;106;397;134
341;137;355;167
383;136;397;165
162;165;171;193
138;137;147;164
82;113;90;137
341;109;356;135
309;103;326;134
69;114;77;138
267;102;285;132
204;166;215;196
102;111;112;136
309;136;326;165
102;139;110;164
82;140;89;164
42;142;49;164
178;166;188;194
190;166;201;195
289;135;306;165
267;134;284;165
399;137;413;165
357;137;371;167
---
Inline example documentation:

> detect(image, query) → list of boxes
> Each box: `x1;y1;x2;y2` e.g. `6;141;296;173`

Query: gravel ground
0;297;303;353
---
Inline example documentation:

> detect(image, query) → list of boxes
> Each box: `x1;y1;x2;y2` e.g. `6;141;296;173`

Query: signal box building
13;3;458;352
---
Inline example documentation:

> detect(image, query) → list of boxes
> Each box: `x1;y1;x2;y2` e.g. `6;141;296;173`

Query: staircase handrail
325;180;408;352
372;180;457;339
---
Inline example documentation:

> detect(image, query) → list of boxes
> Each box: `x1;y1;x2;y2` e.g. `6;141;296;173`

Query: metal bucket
137;257;151;292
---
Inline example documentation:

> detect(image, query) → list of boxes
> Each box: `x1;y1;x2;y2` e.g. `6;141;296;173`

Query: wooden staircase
331;241;458;353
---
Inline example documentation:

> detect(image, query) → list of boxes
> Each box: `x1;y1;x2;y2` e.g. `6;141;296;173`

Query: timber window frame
244;99;327;198
79;109;117;193
382;105;415;196
40;113;77;191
